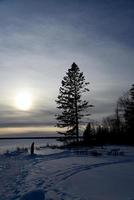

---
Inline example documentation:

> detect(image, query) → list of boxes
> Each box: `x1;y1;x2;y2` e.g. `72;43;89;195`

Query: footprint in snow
20;189;45;200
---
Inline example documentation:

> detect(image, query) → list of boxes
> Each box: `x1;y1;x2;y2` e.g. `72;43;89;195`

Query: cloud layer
0;0;134;126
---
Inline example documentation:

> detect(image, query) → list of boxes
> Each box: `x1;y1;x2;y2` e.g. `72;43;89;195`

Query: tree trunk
74;85;79;143
76;117;79;143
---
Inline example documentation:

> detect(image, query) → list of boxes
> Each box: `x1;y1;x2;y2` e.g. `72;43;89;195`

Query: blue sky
0;0;134;128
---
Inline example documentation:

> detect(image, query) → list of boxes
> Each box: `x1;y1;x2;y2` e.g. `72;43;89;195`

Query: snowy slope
0;146;134;200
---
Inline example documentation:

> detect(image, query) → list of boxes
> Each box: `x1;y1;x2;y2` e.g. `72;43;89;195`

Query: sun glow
15;91;33;111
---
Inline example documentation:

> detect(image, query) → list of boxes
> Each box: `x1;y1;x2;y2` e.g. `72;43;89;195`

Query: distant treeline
82;84;134;145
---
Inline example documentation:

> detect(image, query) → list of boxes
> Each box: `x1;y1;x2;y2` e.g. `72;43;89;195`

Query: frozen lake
0;132;62;154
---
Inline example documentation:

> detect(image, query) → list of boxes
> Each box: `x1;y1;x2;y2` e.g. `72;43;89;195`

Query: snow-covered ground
0;146;134;200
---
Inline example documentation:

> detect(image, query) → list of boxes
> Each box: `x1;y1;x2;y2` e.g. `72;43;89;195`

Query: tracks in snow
25;151;134;200
3;150;134;200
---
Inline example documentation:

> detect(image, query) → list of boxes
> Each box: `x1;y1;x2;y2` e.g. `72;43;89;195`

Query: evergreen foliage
56;63;91;142
83;122;93;143
124;84;134;137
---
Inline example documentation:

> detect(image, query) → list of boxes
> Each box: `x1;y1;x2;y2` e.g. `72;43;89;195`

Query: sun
15;91;33;111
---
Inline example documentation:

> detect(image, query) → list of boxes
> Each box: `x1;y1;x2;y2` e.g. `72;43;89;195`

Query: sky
0;0;134;132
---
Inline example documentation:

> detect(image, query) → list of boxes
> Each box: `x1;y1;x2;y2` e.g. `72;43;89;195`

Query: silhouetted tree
118;92;129;127
124;84;134;140
100;88;134;144
95;125;108;144
101;108;124;144
56;63;92;142
115;102;121;133
83;122;93;143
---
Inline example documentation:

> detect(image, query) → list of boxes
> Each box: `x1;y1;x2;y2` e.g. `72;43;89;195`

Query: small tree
56;63;92;142
83;122;94;143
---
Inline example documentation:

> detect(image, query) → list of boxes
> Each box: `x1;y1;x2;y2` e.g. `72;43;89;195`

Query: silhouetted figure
31;142;34;155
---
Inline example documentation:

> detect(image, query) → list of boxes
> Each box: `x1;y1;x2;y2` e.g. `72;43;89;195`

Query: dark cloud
0;105;57;127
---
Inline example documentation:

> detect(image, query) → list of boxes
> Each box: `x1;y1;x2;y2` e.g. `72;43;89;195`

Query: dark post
31;142;34;155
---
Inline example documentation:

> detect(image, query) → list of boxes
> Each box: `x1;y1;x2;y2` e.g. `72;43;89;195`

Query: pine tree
56;63;92;142
83;122;93;143
124;84;134;137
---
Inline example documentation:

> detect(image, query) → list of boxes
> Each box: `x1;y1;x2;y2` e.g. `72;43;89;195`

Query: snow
20;190;45;200
0;146;134;200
